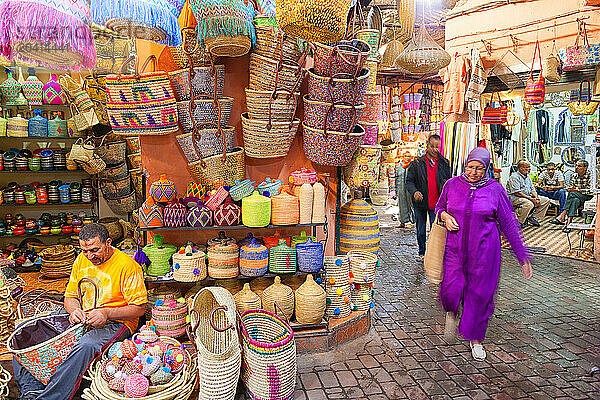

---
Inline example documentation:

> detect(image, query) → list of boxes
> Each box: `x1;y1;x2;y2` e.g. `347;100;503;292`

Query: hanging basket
241;113;300;159
245;88;299;121
188;147;245;190
249;53;302;92
176;98;234;131
169;64;225;102
381;39;405;69
104;190;139;215
394;26;450;74
302;123;365;166
254;25;302;63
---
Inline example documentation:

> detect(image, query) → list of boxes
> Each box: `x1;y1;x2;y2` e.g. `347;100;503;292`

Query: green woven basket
143;235;177;277
268;239;297;274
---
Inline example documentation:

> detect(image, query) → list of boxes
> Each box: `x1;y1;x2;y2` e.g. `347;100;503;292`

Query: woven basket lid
172;244;204;262
241;238;267;252
250;276;274;296
263;276;293;298
234;283;261;306
207;230;235;246
296;274;326;298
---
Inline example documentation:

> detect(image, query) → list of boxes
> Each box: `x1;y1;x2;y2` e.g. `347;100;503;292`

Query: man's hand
69;308;86;325
86;309;108;328
532;198;541;206
414;191;423;202
521;261;533;280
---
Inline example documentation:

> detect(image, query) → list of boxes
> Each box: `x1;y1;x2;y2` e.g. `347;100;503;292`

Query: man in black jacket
405;135;452;261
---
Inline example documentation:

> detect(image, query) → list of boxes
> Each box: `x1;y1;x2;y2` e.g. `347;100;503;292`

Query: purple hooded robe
435;176;530;341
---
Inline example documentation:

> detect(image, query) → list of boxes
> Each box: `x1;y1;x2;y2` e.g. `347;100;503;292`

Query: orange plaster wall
135;40;338;255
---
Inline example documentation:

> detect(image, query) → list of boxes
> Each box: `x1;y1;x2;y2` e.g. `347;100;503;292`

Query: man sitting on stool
507;160;550;227
551;160;593;232
536;162;567;214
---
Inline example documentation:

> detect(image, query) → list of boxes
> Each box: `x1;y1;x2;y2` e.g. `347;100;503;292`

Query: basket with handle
188;286;241;400
100;176;132;199
239;308;297;400
151;298;189;338
98;161;129;181
95;140;127;166
104;190;138;215
7;277;97;385
254;24;302;63
171;27;216;69
177;97;234;130
312;40;370;77
304;97;364;133
15;289;64;325
188;147;245;191
241;113;300;159
249;53;302;92
245;88;299;121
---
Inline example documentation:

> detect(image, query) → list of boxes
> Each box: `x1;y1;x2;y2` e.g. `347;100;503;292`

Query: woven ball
163;346;186;373
125;373;150;398
121;339;138;359
134;337;146;353
100;359;121;382
108;373;126;392
150;366;173;385
122;360;142;376
138;324;159;343
141;355;162;376
145;343;164;358
156;341;170;353
107;341;123;359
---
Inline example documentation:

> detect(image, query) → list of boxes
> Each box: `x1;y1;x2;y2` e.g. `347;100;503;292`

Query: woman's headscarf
462;147;491;188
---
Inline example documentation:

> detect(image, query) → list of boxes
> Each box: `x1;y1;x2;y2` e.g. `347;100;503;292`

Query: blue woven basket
28;109;48;137
296;238;324;273
229;179;255;201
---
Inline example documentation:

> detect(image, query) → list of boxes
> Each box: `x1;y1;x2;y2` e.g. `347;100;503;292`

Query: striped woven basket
239;239;269;277
168;65;225;102
325;283;352;318
245;88;299;121
249;53;302;92
324;255;350;286
271;191;300;225
151;299;189;338
348;250;377;284
241;113;299;158
254;25;302;63
172;245;207;282
207;242;240;279
96;140;127;166
147;287;181;320
176;126;236;162
351;283;374;312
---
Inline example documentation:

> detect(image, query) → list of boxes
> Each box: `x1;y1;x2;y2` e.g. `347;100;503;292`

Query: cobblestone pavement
293;227;600;400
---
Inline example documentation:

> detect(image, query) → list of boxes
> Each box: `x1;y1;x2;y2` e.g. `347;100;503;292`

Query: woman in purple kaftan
435;147;533;361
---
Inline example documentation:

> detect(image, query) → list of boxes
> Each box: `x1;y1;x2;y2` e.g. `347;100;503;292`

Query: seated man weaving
13;223;147;400
551;160;593;233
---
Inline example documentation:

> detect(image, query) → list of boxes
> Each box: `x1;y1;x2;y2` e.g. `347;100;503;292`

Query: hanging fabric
465;48;487;111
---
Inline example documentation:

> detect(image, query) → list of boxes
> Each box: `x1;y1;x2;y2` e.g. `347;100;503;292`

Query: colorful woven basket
241;191;271;228
138;197;164;228
303;96;364;132
207;241;239;279
168;64;225;101
143;235;177;276
302;123;365;166
163;201;187;227
268;239;296;274
152;298;189;338
177;98;234;131
340;198;380;254
229;179;255;201
204;185;229;211
147;286;181;319
172;244;207;282
254;24;302;63
245;88;299;122
271;190;300;226
307;67;369;105
241;113;300;159
343;145;382;188
325;283;351;318
239;238;268;277
249;53;302;92
149;174;178;204
214;197;241;226
348;250;377;284
313;40;370;77
296;237;324;273
324;255;350;286
186;202;213;227
176;126;236;162
289;167;317;185
351;282;374;311
357;91;381;123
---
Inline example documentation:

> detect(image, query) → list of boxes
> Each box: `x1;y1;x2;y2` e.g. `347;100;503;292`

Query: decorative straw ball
151;366;174;385
122;360;143;376
109;372;127;392
125;373;150;398
141;354;162;376
121;339;138;359
163;345;186;373
138;324;159;343
100;359;121;382
107;341;123;359
234;283;262;313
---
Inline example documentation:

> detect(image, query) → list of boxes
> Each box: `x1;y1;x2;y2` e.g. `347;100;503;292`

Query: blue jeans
13;312;129;400
537;188;567;212
415;208;436;256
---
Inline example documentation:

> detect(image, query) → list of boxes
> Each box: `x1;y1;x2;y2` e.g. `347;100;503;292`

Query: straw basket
15;289;63;325
205;36;253;57
262;276;294;320
177;98;234;131
171;28;215;69
250;277;274;301
348;250;377;283
99;162;129;181
325;283;351;318
294;274;326;324
274;0;353;43
340;198;380;254
234;283;262;313
271;191;300;225
147;287;181;320
189;287;241;400
168;65;225;101
268;239;297;274
172;245;207;283
296;238;324;273
343;145;382;188
303;96;364;133
176;126;236;162
241;113;300;158
245;89;299;121
381;39;404;69
249;53;302;92
239;309;296;400
188;147;245;190
324;255;350;286
96;141;127;166
239;239;269;277
215;279;243;295
207;242;240;279
151;299;189;338
355;29;380;59
351;283;374;311
101;176;132;199
302;123;365;166
254;25;302;63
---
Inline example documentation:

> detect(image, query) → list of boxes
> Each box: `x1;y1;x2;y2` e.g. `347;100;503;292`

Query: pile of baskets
348;250;377;311
39;244;77;279
324;255;352;318
242;23;302;159
97;138;139;215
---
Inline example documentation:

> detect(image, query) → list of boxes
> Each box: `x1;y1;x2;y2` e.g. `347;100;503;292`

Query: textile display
0;0;96;70
91;0;185;47
442;121;478;176
465;48;487;111
440;53;469;115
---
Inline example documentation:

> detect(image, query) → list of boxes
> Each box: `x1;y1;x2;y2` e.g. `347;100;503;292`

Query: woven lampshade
381;39;405;69
394;25;450;75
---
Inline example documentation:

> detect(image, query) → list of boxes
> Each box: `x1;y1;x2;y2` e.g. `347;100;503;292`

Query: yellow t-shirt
65;248;147;333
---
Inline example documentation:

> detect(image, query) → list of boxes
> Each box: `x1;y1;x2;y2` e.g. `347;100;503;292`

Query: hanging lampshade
394;25;450;75
91;0;185;47
0;0;96;70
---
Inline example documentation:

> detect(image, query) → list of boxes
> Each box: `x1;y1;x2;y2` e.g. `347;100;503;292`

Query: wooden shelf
0;169;86;174
0;232;74;239
139;223;326;232
0;202;94;207
0;136;78;141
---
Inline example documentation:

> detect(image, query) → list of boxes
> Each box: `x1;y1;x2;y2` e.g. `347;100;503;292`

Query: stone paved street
293;227;600;400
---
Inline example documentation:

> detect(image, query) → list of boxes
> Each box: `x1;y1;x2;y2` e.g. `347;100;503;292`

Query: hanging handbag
559;21;600;71
68;138;96;163
423;213;446;285
524;40;545;106
542;41;562;83
568;81;599;116
481;93;508;124
503;101;520;129
106;55;178;136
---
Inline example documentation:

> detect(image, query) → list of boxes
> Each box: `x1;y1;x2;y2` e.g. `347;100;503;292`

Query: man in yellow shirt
13;223;147;400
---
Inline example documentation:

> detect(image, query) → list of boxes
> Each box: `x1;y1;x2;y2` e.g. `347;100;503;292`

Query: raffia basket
351;283;374;312
325;283;351;318
188;147;245;190
249;53;302;92
294;274;326;324
147;286;181;319
254;25;302;63
151;299;189;338
241;114;300;159
381;39;404;69
207;242;240;279
234;283;262;313
250;276;274;301
189;287;241;400
348;250;377;284
271;190;300;225
324;255;350;286
262;276;294;320
245;88;299;121
172;245;207;283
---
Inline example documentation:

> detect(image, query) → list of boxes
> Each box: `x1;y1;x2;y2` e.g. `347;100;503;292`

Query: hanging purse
568;81;599;116
524;40;545;106
68;138;96;163
542;41;562;83
559;21;600;71
481;93;508;124
423;213;446;285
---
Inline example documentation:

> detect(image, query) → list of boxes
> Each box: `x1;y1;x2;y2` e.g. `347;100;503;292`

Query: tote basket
543;45;562;84
176;125;236;162
245;88;299;121
98;162;129;181
524;41;546;106
249;53;302;92
171;28;216;69
177;97;234;130
274;0;353;43
239;308;296;400
568;81;599;116
307;68;369;105
303;96;364;132
81;154;107;175
559;21;600;71
188;287;241;400
96;141;127;166
302;122;365;166
241;113;300;158
106;55;179;136
15;289;64;326
151;300;189;338
168;64;225;102
100;176;132;199
7;278;96;385
104;190;138;215
254;25;302;63
481;93;508;125
188;147;245;190
423;214;445;285
348;250;377;284
312;40;370;77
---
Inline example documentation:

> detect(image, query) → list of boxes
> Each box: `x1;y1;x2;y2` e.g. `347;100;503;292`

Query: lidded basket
242;191;271;228
262;276;294;320
239;238;268;277
207;240;239;279
271;190;300;226
172;243;207;282
234;283;262;313
295;274;326;324
268;238;296;274
143;235;177;277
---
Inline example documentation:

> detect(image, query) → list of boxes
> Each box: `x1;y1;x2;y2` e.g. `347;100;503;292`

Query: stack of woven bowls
356;29;381;146
242;23;302;159
324;255;352;318
97;139;133;214
348;250;377;312
303;40;370;166
39;244;76;278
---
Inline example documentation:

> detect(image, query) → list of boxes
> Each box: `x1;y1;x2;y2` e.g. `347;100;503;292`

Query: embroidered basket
188;147;245;190
106;56;179;136
186;202;213;227
296;238;324;273
207;241;239;279
163;201;187;227
343;145;382;188
168;64;225;101
249;53;302;92
204;185;229;211
254;25;302;63
295;274;326;324
172;244;207;282
152;299;189;338
241;113;300;159
214;197;241;226
268;239;296;274
302;123;365;166
240;238;268;277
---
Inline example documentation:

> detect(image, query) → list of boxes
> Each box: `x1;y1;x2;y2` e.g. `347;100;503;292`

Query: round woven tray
205;36;252;57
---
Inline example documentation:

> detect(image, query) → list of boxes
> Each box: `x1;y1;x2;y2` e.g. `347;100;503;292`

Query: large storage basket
241;113;300;158
254;25;302;63
151;300;189;338
348;250;377;283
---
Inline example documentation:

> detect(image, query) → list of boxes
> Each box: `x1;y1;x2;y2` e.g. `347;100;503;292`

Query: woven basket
262;276;294;320
105;191;137;216
343;144;382;188
168;65;225;102
234;283;262;313
348;250;377;284
205;36;253;57
204;185;229;211
381;39;405;69
241;113;300;159
241;191;272;228
254;25;302;63
99;162;129;181
171;28;216;69
307;67;369;105
240;238;269;277
152;299;189;338
245;88;299;121
250;277;274;301
312;40;370;77
303;96;364;132
324;255;350;286
340;198;380;254
271;191;300;225
358;91;381;123
295;274;326;324
355;29;380;59
274;0;352;43
207;241;240;279
351;283;374;311
215;279;243;295
189;287;241;400
176;126;236;162
143;235;177;277
188;147;245;190
147;287;181;320
325;284;351;318
101;176;132;199
96;141;127;166
172;244;207;282
302;123;365;166
249;53;302;92
296;238;324;273
268;239;296;274
177;97;234;131
239;309;296;400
